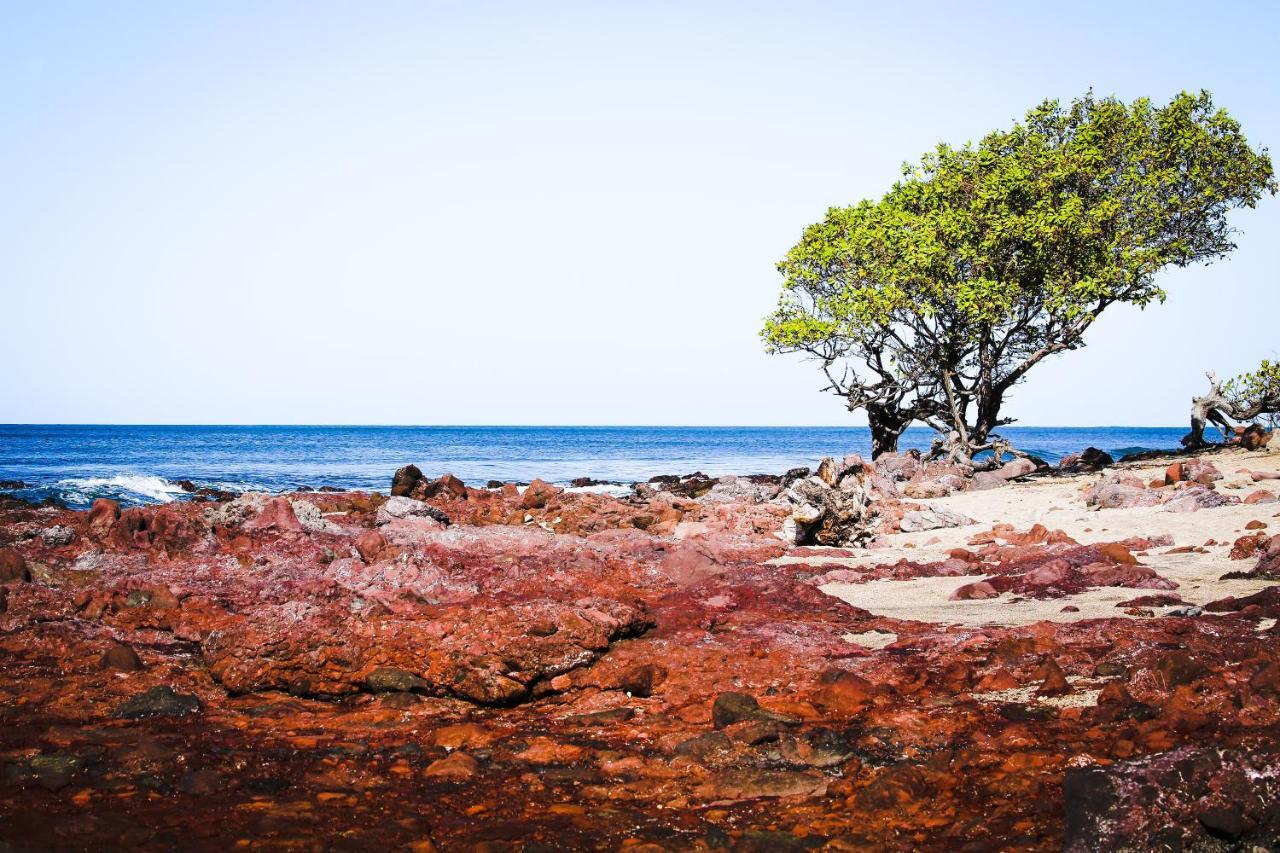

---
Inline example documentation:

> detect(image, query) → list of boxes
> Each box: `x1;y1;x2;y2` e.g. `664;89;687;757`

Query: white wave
563;483;635;498
53;474;189;505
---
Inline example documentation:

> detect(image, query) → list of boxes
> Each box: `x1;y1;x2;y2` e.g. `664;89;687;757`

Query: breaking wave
0;474;263;510
49;474;190;507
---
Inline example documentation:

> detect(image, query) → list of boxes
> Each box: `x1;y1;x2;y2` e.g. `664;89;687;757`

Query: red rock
86;498;120;538
1035;659;1072;696
1096;681;1134;706
1241;424;1273;451
975;669;1020;691
1116;594;1184;608
424;751;479;779
813;668;876;715
354;530;387;562
0;548;29;583
1245;489;1278;504
616;663;666;697
1229;533;1269;560
1097;542;1138;565
950;580;999;601
1246;519;1268;530
244;497;305;534
108;508;151;549
520;478;563;509
100;642;144;672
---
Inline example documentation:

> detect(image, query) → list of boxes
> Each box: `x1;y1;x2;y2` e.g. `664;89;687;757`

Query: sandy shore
788;447;1280;626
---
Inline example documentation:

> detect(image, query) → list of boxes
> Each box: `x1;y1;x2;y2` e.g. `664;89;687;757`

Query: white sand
792;448;1280;627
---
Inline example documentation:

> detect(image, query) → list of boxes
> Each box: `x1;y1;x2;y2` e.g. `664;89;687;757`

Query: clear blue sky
3;1;1277;425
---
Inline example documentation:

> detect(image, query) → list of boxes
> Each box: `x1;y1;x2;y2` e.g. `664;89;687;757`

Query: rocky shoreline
2;445;1280;849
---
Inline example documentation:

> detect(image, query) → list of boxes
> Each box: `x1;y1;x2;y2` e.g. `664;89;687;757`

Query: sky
2;0;1277;426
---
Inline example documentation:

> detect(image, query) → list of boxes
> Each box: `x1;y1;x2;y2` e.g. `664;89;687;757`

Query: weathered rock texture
1;454;1279;850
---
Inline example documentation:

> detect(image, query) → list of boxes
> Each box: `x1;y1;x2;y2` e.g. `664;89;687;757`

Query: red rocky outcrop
2;454;1279;850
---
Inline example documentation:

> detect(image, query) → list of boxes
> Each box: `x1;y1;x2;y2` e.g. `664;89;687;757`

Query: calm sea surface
0;424;1188;509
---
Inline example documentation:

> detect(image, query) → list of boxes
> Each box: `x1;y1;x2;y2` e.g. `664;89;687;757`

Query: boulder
375;496;449;527
897;506;974;533
950;580;999;601
390;464;424;497
1059;447;1114;473
711;692;799;729
1241;424;1273;451
86;498;120;539
244;497;306;534
995;458;1037;480
521;478;563;509
40;525;75;547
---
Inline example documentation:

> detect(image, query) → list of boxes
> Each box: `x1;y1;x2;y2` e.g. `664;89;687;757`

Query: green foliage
1224;360;1280;416
764;90;1276;449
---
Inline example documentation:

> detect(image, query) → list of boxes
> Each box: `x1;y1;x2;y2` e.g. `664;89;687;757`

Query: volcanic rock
0;548;30;583
113;686;202;719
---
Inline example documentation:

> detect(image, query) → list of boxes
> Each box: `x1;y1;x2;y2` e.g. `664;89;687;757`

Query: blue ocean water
0;424;1188;509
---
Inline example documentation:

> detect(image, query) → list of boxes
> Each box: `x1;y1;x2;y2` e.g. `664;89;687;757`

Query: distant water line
0;424;1189;509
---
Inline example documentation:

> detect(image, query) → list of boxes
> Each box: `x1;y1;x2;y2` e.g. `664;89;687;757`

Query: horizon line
0;422;1191;430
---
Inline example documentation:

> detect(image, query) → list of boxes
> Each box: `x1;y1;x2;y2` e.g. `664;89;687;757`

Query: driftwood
1182;371;1275;449
927;431;1027;470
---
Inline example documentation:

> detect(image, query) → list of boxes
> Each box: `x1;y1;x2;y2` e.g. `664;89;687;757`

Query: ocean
0;424;1189;509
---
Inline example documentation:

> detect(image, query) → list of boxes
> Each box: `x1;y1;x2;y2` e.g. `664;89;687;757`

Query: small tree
1183;360;1280;447
764;91;1275;458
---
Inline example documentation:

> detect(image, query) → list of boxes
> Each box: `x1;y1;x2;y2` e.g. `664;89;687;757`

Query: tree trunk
1181;371;1261;448
866;403;912;459
970;389;1006;448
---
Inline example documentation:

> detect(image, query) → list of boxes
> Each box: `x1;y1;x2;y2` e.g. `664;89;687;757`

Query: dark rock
100;642;145;672
365;667;428;692
113;686;203;719
712;692;799;729
391;464;424;497
174;479;198;493
26;754;83;791
617;663;666;698
1059;447;1114;473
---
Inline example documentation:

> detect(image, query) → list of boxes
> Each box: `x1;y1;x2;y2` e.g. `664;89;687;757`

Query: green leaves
763;89;1275;448
1224;360;1280;415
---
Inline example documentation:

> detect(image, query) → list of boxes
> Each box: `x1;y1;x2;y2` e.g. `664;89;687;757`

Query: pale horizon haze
3;1;1278;427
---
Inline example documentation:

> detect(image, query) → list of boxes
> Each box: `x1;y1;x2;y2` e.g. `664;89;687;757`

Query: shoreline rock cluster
2;446;1280;849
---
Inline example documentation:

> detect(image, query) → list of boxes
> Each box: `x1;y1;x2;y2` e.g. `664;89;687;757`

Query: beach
1;439;1278;849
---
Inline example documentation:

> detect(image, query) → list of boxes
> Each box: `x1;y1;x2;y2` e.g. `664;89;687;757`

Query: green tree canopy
764;90;1276;458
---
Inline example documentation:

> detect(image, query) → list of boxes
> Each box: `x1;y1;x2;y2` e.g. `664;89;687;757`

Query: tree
1183;360;1280;447
763;91;1275;459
